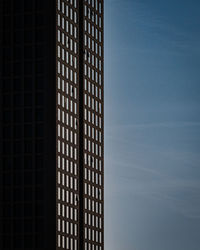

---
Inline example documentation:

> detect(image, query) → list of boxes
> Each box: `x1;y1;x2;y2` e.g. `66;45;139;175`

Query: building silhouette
0;0;104;249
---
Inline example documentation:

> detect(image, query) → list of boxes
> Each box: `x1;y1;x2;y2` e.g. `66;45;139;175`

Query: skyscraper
0;0;104;249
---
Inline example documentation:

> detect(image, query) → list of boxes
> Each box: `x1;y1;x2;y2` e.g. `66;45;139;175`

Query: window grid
56;0;79;249
83;0;104;248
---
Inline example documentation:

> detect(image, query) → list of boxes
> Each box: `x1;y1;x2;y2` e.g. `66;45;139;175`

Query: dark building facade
0;0;104;249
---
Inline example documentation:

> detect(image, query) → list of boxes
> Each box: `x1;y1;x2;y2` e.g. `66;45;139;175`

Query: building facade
0;0;104;249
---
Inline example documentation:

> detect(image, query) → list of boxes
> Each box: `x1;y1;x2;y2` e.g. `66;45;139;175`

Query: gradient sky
104;0;200;249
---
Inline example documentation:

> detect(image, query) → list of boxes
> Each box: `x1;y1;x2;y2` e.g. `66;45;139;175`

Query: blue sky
104;0;200;249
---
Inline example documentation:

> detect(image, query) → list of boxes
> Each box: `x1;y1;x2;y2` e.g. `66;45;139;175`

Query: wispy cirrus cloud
105;119;200;219
105;0;200;249
107;121;200;130
107;0;200;55
110;159;200;219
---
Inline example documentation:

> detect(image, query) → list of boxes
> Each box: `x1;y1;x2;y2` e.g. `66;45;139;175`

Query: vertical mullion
78;0;84;249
